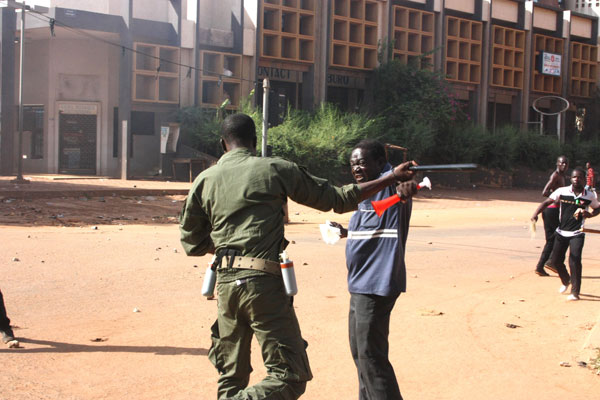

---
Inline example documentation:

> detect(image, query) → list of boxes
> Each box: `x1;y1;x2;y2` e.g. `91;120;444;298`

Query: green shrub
266;104;380;181
432;124;487;165
369;60;467;133
511;128;562;169
477;126;517;170
174;107;222;157
382;118;438;163
561;136;600;168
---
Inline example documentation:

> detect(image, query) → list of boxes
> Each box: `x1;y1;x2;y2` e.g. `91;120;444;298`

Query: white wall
492;0;519;23
133;0;178;25
186;0;196;21
44;38;114;175
200;0;234;30
533;7;557;31
445;0;476;14
18;39;50;173
243;0;257;56
571;15;593;39
51;0;116;15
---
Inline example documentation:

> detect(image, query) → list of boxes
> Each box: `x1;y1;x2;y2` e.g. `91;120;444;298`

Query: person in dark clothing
0;289;18;347
531;168;600;300
534;156;568;276
330;140;418;400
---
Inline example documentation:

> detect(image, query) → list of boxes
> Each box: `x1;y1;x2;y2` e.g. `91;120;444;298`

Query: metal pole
12;2;28;183
262;78;269;157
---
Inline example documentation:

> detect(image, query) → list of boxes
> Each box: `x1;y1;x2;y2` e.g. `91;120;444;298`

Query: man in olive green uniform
180;113;416;399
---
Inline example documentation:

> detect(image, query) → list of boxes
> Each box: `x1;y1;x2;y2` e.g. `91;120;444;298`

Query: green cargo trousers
208;274;313;399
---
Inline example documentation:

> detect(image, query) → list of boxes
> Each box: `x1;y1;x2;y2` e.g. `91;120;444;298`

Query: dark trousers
535;207;560;271
349;293;402;400
0;290;11;331
550;234;585;295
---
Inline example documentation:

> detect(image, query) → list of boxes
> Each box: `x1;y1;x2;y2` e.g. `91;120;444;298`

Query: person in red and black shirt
531;168;600;301
585;162;595;191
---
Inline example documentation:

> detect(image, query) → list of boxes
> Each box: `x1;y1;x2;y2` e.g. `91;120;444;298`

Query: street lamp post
10;0;29;184
262;78;269;158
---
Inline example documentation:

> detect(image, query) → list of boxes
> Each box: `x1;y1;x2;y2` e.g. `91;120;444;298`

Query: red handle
371;183;425;217
372;194;402;217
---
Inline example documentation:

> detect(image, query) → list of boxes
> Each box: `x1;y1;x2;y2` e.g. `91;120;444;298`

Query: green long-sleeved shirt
179;148;361;278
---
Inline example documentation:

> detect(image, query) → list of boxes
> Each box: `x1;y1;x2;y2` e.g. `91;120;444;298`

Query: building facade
0;0;597;178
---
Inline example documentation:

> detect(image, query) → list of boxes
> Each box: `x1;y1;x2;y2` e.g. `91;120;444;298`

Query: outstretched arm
531;198;556;222
357;161;417;201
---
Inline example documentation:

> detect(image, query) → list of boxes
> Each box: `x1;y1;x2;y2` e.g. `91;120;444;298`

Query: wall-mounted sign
326;73;366;89
58;103;98;115
537;52;561;76
257;66;302;83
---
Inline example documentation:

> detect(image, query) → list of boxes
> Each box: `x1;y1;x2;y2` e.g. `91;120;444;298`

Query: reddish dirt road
1;183;600;399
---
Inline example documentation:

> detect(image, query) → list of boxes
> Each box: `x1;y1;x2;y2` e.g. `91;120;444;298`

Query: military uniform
180;148;361;399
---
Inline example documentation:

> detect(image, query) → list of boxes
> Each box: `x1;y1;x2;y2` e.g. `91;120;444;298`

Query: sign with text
539;52;561;76
257;66;302;83
58;103;98;115
326;73;365;88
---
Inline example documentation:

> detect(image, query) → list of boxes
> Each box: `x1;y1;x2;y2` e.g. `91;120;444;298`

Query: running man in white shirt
531;167;600;301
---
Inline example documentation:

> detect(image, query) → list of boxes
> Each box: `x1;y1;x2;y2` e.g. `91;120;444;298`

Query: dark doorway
59;112;97;174
257;81;299;127
327;87;364;112
487;102;513;132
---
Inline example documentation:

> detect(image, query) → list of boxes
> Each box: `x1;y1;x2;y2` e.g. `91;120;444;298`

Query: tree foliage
176;60;600;179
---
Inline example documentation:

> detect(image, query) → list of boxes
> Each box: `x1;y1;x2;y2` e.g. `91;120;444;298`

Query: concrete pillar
314;0;327;106
559;10;571;144
0;8;16;175
119;0;133;179
173;0;181;46
478;0;492;125
521;1;534;132
433;0;444;72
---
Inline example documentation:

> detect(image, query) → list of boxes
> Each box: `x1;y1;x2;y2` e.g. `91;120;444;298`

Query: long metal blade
409;163;478;171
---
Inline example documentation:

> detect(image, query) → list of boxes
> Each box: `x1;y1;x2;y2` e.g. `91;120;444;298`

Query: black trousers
349;293;402;400
535;207;560;271
550;234;585;295
0;290;11;331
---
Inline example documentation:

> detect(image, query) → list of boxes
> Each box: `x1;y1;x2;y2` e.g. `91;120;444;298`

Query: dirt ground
1;182;600;399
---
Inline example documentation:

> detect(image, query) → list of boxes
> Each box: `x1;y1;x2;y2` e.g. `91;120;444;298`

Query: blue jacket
345;164;411;297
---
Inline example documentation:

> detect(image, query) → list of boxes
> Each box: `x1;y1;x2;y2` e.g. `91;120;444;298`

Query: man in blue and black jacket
331;139;417;400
